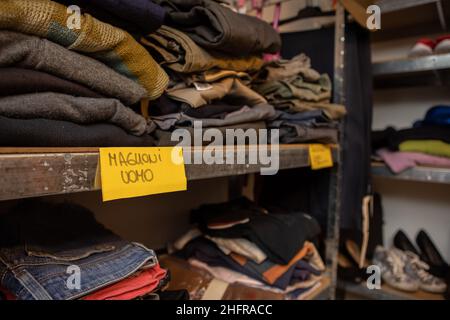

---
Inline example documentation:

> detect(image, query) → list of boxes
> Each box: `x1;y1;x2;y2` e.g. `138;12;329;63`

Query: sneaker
373;246;419;292
435;35;450;55
399;250;447;294
409;38;435;57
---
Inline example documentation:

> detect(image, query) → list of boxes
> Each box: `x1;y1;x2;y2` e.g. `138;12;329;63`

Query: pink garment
377;148;450;173
83;264;167;300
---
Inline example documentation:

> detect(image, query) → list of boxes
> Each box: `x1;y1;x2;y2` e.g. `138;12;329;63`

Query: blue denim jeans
0;241;157;300
0;201;158;300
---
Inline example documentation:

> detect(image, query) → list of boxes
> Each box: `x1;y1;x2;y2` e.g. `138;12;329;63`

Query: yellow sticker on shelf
99;147;187;202
309;144;333;170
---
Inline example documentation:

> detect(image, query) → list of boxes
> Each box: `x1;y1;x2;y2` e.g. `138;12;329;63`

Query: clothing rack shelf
338;281;445;300
373;53;450;76
0;1;348;301
0;145;339;202
371;162;450;184
373;53;450;88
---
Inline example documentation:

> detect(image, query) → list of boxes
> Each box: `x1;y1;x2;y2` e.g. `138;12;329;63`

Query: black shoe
337;253;369;283
393;230;420;255
416;229;449;279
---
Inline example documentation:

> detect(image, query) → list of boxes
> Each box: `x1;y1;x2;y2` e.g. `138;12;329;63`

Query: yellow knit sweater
0;0;168;100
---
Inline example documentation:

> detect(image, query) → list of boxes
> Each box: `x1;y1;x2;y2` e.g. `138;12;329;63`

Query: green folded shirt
399;140;450;158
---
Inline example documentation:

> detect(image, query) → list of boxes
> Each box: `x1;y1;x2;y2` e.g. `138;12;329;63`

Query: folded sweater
0;0;168;100
0;68;104;99
399;140;450;159
0;31;144;105
54;0;166;35
0;93;148;136
0;116;155;147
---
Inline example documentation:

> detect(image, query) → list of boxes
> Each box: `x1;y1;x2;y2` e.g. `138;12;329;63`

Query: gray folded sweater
0;30;146;105
0;93;148;136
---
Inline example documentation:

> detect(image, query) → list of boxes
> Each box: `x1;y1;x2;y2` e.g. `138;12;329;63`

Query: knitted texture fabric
0;0;168;100
0;116;156;147
0;93;148;136
0;31;145;105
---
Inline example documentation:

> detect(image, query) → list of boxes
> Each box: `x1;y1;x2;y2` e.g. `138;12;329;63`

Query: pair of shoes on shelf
373;246;447;294
409;36;450;57
338;240;369;284
394;229;449;279
373;246;419;292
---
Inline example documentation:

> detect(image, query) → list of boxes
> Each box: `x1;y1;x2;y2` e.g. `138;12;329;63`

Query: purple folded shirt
377;148;450;173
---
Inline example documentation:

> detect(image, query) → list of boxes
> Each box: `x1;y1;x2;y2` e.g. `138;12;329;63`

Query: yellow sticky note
309;144;333;170
99;147;187;202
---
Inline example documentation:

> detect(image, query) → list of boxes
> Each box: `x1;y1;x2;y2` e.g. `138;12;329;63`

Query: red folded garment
0;287;16;300
83;264;167;300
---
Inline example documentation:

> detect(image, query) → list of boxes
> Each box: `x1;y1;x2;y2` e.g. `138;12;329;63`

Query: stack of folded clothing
0;0;344;148
252;54;346;144
0;200;181;300
169;197;326;300
372;106;450;173
140;0;282;145
0;0;170;147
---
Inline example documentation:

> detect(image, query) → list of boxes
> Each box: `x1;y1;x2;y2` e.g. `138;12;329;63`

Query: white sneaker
373;246;419;292
435;35;450;55
399;250;447;294
409;38;435;58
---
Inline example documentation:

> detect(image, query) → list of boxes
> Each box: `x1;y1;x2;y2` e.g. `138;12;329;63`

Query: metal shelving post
325;1;345;300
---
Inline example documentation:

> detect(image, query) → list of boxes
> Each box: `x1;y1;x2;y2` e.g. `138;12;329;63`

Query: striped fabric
0;0;168;100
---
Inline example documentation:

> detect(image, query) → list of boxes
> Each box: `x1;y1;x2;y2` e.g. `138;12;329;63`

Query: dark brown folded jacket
153;0;281;56
0;68;104;98
0;116;155;147
141;26;264;73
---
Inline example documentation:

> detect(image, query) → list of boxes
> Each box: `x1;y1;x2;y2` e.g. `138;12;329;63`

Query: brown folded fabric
279;101;347;121
0;30;146;105
0;68;104;98
141;26;264;73
168;77;267;109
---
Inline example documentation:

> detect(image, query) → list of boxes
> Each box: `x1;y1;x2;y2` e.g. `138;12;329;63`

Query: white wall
372;35;450;261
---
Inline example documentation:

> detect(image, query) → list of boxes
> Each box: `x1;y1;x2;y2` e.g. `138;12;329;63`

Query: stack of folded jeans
0;200;172;300
0;0;172;147
170;198;326;299
253;54;346;144
372;106;450;173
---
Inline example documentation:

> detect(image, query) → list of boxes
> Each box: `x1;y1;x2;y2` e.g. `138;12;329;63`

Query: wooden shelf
0;144;338;201
339;281;445;300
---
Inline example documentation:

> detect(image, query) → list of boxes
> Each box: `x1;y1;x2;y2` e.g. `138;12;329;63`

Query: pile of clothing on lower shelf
167;197;326;300
0;0;345;148
372;105;450;173
0;200;188;301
